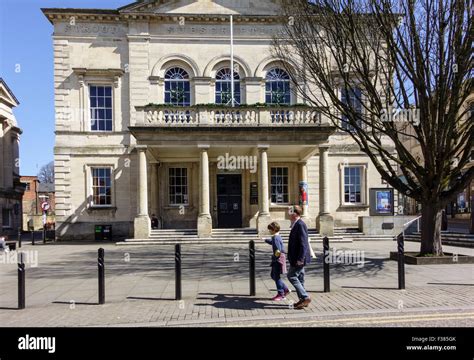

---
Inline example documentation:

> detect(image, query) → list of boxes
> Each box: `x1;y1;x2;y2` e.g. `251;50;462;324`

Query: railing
401;215;421;238
135;105;329;127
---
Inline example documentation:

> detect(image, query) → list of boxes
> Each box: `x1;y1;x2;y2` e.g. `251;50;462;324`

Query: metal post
43;227;46;244
18;227;22;248
323;236;330;293
397;233;405;290
98;248;105;305
18;252;25;310
175;244;182;301
31;230;35;246
249;240;256;296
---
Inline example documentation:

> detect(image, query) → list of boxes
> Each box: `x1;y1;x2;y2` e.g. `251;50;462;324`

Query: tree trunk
420;202;444;256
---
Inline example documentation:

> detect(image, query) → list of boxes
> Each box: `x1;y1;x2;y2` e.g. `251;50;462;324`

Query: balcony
134;105;330;127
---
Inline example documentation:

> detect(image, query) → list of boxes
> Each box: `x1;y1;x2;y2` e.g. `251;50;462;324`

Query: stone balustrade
135;105;328;127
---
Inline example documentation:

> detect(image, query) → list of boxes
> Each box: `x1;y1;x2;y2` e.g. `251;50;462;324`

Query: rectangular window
91;168;112;206
341;88;362;131
90;85;113;132
2;209;12;228
169;168;188;205
344;167;362;204
24;182;31;191
271;167;289;204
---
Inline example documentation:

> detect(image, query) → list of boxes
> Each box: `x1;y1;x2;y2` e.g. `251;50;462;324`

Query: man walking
287;205;312;309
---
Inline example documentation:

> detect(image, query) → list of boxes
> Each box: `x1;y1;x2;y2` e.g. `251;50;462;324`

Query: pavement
0;240;473;327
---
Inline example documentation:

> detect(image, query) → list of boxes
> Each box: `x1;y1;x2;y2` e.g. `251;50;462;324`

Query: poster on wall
376;190;392;214
299;181;308;206
369;188;394;216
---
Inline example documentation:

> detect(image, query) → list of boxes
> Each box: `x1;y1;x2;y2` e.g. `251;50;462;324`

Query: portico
130;115;336;238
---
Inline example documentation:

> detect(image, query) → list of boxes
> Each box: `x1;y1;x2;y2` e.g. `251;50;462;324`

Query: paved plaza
0;240;473;327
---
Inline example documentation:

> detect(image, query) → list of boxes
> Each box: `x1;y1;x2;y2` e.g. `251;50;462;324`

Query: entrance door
217;174;242;228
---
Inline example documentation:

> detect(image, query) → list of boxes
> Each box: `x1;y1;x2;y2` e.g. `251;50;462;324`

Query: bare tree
38;161;55;184
273;0;473;255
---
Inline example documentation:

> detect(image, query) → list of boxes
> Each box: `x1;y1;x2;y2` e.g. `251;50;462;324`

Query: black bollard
43;227;46;245
18;227;22;248
31;230;35;246
323;236;330;293
249;240;256;296
98;248;105;305
397;234;405;290
18;253;25;310
175;244;182;300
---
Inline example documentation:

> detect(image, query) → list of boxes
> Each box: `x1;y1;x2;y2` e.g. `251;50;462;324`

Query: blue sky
0;0;131;176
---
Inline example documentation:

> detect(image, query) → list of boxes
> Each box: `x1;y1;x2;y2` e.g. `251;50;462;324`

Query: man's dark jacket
287;219;311;267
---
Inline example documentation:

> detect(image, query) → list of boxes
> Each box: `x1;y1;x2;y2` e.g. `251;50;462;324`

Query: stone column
298;161;309;218
317;145;334;236
257;145;271;235
150;163;159;216
198;145;212;237
134;146;150;239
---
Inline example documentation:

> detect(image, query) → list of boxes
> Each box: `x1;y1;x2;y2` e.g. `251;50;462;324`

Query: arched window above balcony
164;67;191;106
265;68;291;105
215;68;240;105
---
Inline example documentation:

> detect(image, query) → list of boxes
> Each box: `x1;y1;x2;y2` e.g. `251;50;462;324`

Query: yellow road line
224;312;474;327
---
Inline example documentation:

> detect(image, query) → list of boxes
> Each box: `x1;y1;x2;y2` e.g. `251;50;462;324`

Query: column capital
198;144;210;150
319;144;330;152
257;144;270;151
135;145;148;152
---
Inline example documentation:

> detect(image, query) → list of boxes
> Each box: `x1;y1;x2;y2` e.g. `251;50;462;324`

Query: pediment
119;0;283;16
0;79;19;108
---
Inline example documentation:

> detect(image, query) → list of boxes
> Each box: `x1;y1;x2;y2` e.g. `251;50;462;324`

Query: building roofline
0;78;20;106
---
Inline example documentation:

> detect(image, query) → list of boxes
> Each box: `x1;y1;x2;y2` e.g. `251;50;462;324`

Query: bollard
18;253;25;310
323;236;330;293
397;234;405;290
175;244;182;300
98;248;105;305
18;227;22;248
249;240;256;296
43;227;46;245
31;230;35;246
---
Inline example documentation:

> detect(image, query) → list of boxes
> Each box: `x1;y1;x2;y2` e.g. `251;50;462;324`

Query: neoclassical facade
0;78;24;235
43;0;394;241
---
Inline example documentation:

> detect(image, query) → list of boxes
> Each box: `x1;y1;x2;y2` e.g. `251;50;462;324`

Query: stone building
43;0;398;241
0;78;24;236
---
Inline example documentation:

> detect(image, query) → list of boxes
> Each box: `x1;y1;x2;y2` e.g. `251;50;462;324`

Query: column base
134;215;150;239
198;214;212;238
257;213;272;237
317;214;334;237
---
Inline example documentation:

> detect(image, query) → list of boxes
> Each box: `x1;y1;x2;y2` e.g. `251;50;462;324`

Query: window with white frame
165;67;191;106
2;209;12;228
91;168;112;206
341;87;362;131
169;168;189;205
215;68;241;105
265;68;291;105
271;167;289;204
90;85;113;131
344;166;363;204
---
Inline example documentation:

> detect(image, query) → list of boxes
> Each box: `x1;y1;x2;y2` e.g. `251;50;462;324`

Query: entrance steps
117;228;353;246
404;231;474;248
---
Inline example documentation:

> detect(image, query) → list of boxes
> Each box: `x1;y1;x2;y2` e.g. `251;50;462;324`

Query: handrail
401;215;422;239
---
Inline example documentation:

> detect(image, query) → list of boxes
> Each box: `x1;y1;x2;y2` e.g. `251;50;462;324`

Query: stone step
116;236;351;246
405;234;474;248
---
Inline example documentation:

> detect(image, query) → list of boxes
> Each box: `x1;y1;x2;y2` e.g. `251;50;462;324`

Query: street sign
41;202;50;211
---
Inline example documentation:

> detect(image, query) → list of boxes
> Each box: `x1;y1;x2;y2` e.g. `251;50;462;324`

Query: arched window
215;68;240;105
164;67;191;106
265;68;291;105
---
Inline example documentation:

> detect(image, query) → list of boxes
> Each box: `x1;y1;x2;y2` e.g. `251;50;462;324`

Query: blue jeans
271;263;288;295
287;265;309;300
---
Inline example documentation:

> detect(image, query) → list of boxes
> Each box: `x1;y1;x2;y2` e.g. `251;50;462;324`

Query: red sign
41;202;50;211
